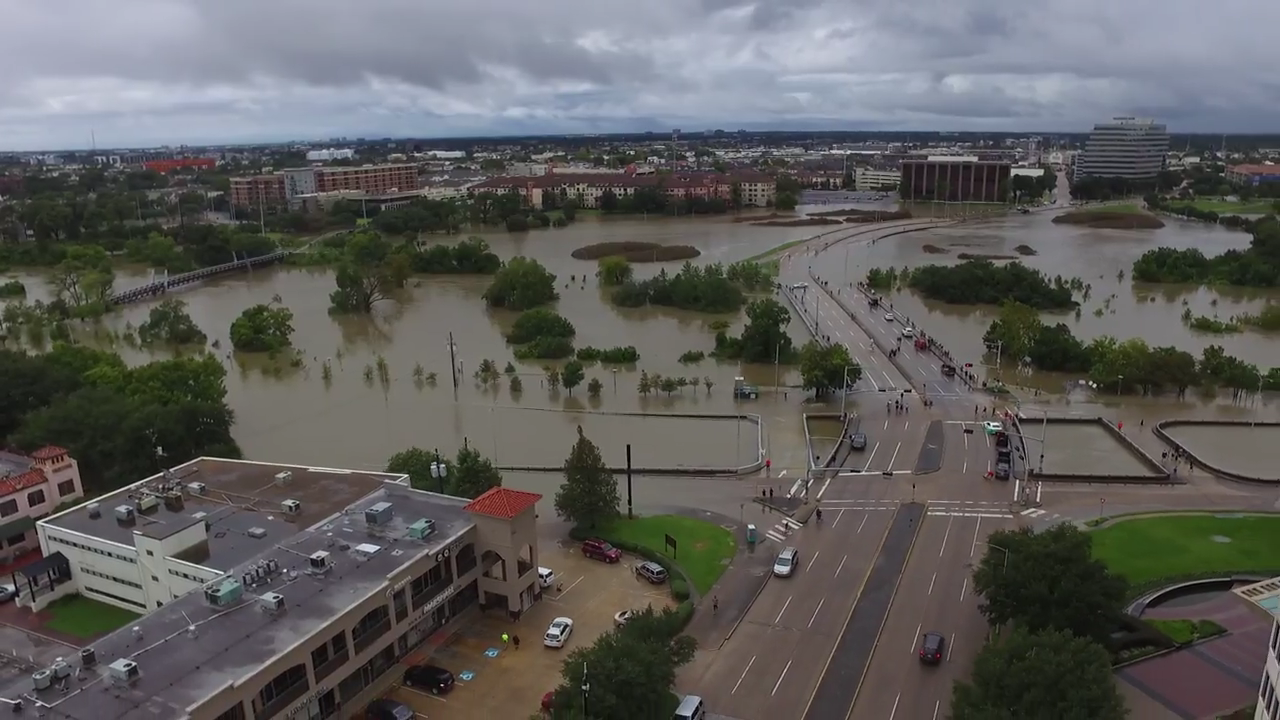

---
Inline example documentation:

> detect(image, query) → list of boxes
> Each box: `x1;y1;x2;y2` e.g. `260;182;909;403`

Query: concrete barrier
1018;416;1172;483
1126;575;1271;616
780;285;824;344
1154;419;1280;484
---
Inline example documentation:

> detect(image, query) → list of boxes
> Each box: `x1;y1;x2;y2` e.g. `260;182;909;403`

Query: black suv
919;632;946;665
365;699;414;720
403;664;455;695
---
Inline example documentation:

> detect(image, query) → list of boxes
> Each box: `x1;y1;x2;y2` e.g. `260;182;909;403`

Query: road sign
665;534;678;559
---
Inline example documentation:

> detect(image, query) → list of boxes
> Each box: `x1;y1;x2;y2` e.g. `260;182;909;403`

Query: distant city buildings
1073;117;1170;181
305;148;355;162
468;170;777;209
899;156;1013;203
230;163;419;210
143;157;217;174
1226;164;1280;186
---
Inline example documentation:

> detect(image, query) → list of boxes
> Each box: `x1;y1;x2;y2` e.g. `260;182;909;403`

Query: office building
468;170;777;209
305;149;355;162
855;168;900;191
0;446;84;564
1234;578;1280;719
899;157;1012;203
8;457;543;720
1226;164;1280;187
1073;117;1170;181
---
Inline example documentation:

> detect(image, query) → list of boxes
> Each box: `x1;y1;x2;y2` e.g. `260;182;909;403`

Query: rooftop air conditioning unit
308;551;331;573
107;659;140;684
87;503;101;519
258;592;285;613
186;482;207;496
137;494;159;513
365;501;393;527
274;471;293;484
408;518;435;540
114;505;135;523
281;499;301;515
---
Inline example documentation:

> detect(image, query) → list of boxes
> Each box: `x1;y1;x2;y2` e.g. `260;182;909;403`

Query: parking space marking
397;684;448;703
554;575;585;599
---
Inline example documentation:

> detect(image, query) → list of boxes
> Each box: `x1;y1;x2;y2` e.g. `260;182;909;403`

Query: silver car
773;547;799;578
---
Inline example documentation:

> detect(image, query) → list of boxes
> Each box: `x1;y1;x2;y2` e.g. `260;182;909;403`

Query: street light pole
581;661;590;719
611;367;618;395
1116;374;1124;395
1255;372;1265;427
840;365;856;417
985;543;1009;571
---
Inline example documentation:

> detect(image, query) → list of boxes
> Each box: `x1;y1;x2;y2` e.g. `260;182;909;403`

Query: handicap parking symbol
459;670;475;682
484;647;500;658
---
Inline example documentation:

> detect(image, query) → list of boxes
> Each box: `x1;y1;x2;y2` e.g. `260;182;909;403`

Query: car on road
581;538;622;563
544;617;574;648
901;327;915;338
773;547;799;577
994;431;1010;450
994;460;1011;480
0;583;17;603
919;631;946;665
403;664;455;695
635;561;668;584
790;282;809;291
365;699;414;720
883;312;895;321
850;432;868;450
941;363;956;377
614;609;634;626
982;421;1003;435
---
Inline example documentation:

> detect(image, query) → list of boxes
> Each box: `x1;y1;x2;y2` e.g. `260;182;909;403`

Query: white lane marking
766;529;788;543
808;597;825;628
939;516;953;556
882;370;893;384
947;634;955;661
889;693;901;720
928;572;936;595
557;576;585;598
960;578;968;603
835;554;847;577
731;655;756;694
832;508;845;527
928;511;1012;518
883;417;889;431
864;442;879;470
970;516;983;557
904;420;909;431
1021;508;1046;517
912;622;921;651
811;551;821;568
887;442;901;470
857;514;867;533
963;458;967;474
933;700;941;720
775;596;792;625
771;659;792;697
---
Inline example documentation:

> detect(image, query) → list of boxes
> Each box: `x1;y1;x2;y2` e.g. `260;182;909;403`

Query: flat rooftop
16;480;476;720
45;458;395;571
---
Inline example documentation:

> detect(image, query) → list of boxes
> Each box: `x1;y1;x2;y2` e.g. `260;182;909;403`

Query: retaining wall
1154;420;1280;484
780;285;824;344
494;409;766;476
803;412;856;472
1020;416;1171;483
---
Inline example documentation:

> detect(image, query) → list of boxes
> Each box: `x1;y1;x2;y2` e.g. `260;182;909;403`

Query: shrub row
567;524;692;605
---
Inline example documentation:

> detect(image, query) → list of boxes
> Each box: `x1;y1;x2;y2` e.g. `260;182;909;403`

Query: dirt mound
571;242;701;262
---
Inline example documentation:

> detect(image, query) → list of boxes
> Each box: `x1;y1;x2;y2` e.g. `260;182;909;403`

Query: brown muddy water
1161;423;1280;480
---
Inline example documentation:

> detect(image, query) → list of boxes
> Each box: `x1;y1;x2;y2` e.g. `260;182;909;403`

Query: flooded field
1028;419;1158;477
1161;423;1280;480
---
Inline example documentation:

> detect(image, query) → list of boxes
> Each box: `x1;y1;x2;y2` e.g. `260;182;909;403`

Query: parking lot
385;540;675;718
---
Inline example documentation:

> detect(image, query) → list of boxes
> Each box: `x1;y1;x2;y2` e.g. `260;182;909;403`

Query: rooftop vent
136;494;160;513
353;543;383;559
107;659;140;684
308;550;332;573
79;647;97;668
186;481;207;496
408;518;435;540
281;499;301;515
204;577;244;607
258;592;285;613
163;493;184;511
114;505;135;524
32;669;52;691
87;503;101;519
274;471;293;485
365;501;394;526
51;660;71;679
247;527;268;539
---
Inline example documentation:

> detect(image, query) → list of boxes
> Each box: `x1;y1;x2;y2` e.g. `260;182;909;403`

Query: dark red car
581;538;621;563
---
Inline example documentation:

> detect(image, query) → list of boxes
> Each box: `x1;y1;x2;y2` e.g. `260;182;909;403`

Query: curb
722;573;771;646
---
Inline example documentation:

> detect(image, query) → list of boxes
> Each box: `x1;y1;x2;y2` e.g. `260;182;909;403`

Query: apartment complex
1226;164;1280;187
899;157;1012;203
230;164;419;210
855;168;900;191
467;170;777;209
0;446;84;564
1073;117;1170;181
143;158;218;174
11;457;543;720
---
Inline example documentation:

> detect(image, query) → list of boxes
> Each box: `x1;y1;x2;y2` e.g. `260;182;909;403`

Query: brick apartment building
143;158;218;174
229;174;288;210
899;157;1012;203
468;170;777;209
230;164;420;210
0;446;84;566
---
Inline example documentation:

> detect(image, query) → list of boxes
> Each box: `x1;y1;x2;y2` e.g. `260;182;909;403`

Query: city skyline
2;0;1277;151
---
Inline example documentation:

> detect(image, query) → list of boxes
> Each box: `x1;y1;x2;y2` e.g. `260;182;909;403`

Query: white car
982;421;1004;434
614;609;634;627
544;617;574;648
884;312;895;322
901;327;915;338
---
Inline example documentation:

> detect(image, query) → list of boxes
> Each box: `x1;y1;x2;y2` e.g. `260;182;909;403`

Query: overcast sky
2;0;1276;151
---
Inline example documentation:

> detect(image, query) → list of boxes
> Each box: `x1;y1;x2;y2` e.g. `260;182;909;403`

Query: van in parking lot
537;567;556;588
674;695;705;720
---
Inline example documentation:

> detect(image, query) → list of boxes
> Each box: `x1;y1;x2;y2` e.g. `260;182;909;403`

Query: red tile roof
0;469;46;498
463;487;542;520
1229;164;1280;176
30;446;68;461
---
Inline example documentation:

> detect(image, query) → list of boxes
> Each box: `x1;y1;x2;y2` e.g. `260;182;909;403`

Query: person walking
712;596;719;614
501;632;510;647
512;634;521;650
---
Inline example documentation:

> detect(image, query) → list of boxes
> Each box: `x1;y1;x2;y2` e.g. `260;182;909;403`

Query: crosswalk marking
927;511;1013;518
1020;508;1047;517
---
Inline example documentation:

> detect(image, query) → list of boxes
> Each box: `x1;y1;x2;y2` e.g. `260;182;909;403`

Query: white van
673;695;705;720
537;567;556;589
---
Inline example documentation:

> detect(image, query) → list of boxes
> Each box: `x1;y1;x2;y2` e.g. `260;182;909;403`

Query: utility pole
625;444;634;520
447;332;460;394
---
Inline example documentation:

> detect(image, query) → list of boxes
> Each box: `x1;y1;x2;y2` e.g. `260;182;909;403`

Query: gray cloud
0;0;1275;149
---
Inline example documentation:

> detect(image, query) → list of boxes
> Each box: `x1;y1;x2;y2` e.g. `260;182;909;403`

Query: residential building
468;170;776;209
231;164;419;210
143;158;217;174
899;157;1012;203
229;174;287;210
11;457;543;720
854;168;900;191
1226;164;1280;186
306;148;355;162
1073;117;1170;181
0;446;84;566
312;164;419;195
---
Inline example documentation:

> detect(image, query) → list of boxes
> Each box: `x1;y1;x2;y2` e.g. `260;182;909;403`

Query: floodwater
1161;423;1280;480
1025;419;1158;476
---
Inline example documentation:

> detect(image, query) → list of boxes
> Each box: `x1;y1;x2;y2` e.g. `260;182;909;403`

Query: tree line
983;300;1280;395
1132;211;1280;287
898;260;1081;310
609;260;774;313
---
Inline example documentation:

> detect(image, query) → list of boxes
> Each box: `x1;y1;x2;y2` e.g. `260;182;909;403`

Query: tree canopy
554;426;620;529
950;626;1127;720
483;256;559;310
1130;216;1280;288
385;445;502;499
229;303;295;353
596;256;633;286
328;232;411;313
714;298;796;363
907;260;1079;310
410;237;501;275
799;341;860;396
137;299;207;345
972;523;1127;645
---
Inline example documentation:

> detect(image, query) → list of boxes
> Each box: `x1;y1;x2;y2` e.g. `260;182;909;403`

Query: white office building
1073;117;1170;181
1233;578;1280;718
306;148;355;161
854;168;900;191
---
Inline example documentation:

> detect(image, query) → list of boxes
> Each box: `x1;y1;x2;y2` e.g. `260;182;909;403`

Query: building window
82;585;146;609
6;532;27;548
212;701;246;720
351;604;391;655
393;588;408;624
0;499;17;518
27;489;46;508
311;629;350;683
57;480;77;497
455;543;477;576
254;663;310;718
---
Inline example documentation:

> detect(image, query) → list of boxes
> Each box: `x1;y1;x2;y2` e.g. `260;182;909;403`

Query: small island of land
806;208;912;221
1051;204;1166;229
572;241;701;262
1014;244;1038;256
733;212;794;223
957;252;1020;261
921;244;950;254
752;217;843;227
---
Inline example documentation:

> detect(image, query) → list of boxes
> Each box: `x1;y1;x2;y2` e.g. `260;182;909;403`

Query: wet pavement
1026;419;1158;476
1163;423;1280;481
912;420;945;473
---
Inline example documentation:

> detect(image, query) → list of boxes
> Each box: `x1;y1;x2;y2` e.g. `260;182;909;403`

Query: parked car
982;421;1003;435
537;566;556;588
773;547;799;578
919;631;946;665
0;583;17;603
581;538;622;563
635;561;668;584
542;691;556;712
544;617;575;648
365;699;414;720
403;664;455;695
850;432;868;450
614;609;634;626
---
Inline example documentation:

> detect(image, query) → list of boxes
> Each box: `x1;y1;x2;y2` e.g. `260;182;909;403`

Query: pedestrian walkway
1018;507;1078;524
926;500;1013;518
765;515;804;544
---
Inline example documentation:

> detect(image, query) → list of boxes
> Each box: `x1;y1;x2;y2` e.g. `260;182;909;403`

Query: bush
669;578;690;601
572;241;701;263
506;308;575;345
577;345;640;364
678;350;706;364
512;336;574;360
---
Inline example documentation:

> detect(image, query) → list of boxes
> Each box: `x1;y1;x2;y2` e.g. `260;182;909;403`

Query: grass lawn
744;237;809;262
602;514;737;595
1177;199;1277;215
1093;203;1145;214
45;594;140;639
1146;618;1226;645
1091;515;1280;587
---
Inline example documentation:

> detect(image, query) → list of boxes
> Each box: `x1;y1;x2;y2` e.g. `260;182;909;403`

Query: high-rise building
1073;117;1170;181
899;157;1012;203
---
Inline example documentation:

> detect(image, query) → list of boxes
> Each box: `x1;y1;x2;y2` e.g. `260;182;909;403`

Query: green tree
229;304;294;353
637;371;653;396
553;426;620;529
52;245;114;309
732;298;795;363
549;605;697;720
587;377;603;397
982;300;1044;364
972;524;1127;645
506;309;575;345
450;445;503;499
799;341;860;397
329;232;410;313
561;360;585;395
483;256;559;310
545;366;561;390
596;256;633;286
137;299;207;345
950;627;1126;720
775;191;798;211
385;447;439;491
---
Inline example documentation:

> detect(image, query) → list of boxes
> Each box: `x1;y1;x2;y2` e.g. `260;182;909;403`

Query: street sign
665;533;678;559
